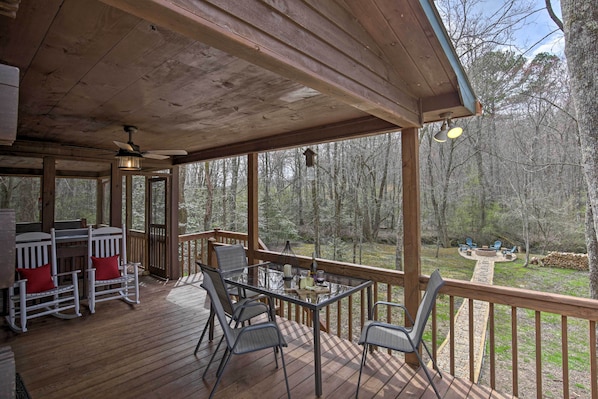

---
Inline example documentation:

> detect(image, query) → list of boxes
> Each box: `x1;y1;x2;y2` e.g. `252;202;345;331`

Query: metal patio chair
200;266;290;399
356;269;445;399
194;263;271;355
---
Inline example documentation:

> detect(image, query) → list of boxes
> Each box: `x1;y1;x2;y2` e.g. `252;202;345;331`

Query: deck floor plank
1;274;510;398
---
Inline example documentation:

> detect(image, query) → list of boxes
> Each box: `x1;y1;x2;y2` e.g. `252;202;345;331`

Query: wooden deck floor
1;275;513;398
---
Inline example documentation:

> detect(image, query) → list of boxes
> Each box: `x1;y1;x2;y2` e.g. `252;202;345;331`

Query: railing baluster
561;315;569;398
336;299;342;337
432;302;437;362
512;306;519;397
348;295;353;340
469;298;474;382
489;302;496;390
535;310;542;398
450;295;455;376
590;320;597;399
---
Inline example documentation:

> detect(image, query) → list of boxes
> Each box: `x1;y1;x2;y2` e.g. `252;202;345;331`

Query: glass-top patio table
223;263;373;397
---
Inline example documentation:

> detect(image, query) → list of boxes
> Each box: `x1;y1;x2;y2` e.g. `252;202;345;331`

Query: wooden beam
41;156;55;232
99;0;421;127
247;153;259;265
401;127;421;368
175;116;399;164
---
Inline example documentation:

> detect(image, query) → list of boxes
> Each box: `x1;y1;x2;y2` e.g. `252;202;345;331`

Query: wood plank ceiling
0;0;477;175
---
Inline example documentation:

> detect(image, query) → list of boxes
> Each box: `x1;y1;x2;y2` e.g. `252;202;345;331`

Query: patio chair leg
422;341;443;379
209;350;233;399
414;347;442;399
194;311;213;355
202;336;225;379
355;344;369;398
279;344;291;399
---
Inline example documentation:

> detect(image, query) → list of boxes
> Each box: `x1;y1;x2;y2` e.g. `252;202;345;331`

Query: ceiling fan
114;125;188;160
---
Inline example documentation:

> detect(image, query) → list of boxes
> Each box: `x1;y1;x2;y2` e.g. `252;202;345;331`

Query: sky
513;0;564;57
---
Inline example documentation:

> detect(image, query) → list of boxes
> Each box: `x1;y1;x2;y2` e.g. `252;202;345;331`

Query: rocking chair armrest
55;270;81;278
371;301;415;325
13;278;28;288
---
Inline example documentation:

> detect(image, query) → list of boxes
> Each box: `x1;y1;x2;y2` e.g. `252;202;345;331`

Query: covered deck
2;274;510;399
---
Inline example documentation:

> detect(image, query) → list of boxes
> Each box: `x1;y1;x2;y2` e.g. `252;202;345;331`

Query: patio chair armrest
363;320;410;340
236;321;286;345
232;299;270;319
371;301;415;324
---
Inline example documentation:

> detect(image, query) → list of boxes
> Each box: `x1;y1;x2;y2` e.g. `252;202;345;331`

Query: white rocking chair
6;230;81;333
87;226;139;313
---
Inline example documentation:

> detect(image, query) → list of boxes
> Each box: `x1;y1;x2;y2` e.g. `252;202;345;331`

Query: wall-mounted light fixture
433;112;463;143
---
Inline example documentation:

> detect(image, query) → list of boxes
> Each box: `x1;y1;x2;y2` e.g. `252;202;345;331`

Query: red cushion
17;264;56;294
91;255;121;280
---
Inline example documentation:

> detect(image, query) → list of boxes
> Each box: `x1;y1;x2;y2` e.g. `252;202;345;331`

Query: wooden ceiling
0;0;478;175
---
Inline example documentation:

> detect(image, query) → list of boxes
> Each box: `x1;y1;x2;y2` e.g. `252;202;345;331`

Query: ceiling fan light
116;152;142;171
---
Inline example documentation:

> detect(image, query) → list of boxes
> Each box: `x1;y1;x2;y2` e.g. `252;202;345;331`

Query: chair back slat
15;230;58;279
88;226;126;266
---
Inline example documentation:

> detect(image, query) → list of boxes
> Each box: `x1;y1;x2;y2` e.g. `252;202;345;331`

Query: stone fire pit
475;248;496;257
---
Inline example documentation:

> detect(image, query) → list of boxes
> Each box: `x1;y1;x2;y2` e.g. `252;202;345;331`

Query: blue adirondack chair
466;237;477;249
491;240;502;251
502;246;517;255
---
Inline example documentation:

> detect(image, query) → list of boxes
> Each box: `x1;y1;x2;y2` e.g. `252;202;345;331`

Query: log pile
541;252;589;271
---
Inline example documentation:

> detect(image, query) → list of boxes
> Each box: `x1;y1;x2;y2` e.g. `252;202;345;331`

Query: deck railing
177;229;267;277
177;231;598;398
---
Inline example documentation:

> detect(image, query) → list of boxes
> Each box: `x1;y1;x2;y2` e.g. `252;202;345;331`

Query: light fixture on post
434;112;463;142
303;148;316;181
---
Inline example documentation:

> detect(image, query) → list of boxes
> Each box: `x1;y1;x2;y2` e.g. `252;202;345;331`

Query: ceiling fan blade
145;150;188;156
142;153;170;160
113;140;135;152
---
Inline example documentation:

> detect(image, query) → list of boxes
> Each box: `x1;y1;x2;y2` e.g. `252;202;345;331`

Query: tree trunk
585;197;598;298
561;0;598;298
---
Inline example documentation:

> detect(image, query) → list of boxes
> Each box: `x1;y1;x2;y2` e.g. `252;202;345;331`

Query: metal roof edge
419;0;478;116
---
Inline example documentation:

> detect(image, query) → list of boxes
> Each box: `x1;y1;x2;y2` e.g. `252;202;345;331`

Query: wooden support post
125;174;132;230
110;162;122;228
247;153;259;265
41;156;55;232
168;166;180;279
402;127;421;368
